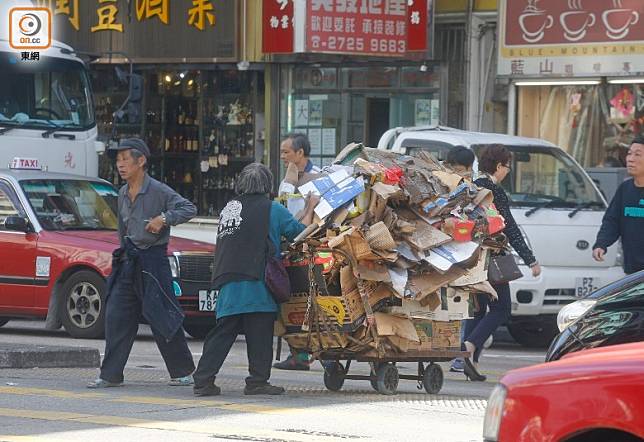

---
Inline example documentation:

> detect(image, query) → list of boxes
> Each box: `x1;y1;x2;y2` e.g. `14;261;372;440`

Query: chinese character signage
263;0;294;53
265;0;431;56
37;0;236;62
499;0;644;77
304;0;408;56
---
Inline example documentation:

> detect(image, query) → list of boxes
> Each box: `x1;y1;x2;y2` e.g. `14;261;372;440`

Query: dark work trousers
463;282;511;363
193;312;276;388
100;262;195;383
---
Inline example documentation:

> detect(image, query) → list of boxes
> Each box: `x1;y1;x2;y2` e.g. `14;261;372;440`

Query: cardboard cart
280;246;468;396
276;144;505;395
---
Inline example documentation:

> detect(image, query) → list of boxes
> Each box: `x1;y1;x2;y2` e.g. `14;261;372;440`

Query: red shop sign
408;0;429;51
306;0;408;56
263;0;294;53
505;0;644;46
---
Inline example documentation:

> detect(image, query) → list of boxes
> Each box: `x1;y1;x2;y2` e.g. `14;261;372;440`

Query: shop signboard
264;0;431;56
36;0;237;62
263;0;294;53
498;0;644;77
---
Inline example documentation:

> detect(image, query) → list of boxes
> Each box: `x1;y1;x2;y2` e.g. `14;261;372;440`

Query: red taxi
0;160;216;339
483;342;644;442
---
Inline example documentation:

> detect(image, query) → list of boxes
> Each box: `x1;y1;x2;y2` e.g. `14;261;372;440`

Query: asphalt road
0;320;547;442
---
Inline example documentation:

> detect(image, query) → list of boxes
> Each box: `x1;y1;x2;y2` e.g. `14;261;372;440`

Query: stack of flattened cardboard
280;144;505;356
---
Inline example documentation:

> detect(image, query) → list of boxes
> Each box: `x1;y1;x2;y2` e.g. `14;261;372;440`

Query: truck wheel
59;270;106;339
0;318;9;327
323;362;345;392
183;323;214;339
508;318;558;348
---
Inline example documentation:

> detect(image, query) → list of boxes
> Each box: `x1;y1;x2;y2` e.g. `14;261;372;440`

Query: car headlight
483;384;507;441
168;256;180;278
557;299;596;332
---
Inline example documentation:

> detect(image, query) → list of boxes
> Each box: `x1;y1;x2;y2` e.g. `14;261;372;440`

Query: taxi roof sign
10;157;41;170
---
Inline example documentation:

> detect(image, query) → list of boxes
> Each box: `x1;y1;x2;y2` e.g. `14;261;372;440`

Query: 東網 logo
9;7;51;50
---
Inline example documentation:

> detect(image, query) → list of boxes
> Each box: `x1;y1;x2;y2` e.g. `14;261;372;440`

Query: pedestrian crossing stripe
0;386;297;415
0;408;318;441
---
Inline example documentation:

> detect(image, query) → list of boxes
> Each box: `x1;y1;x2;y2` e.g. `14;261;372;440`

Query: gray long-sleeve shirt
118;174;197;249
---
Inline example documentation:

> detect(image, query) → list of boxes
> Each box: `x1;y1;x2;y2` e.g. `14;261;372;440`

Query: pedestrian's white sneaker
87;378;122;388
168;375;194;386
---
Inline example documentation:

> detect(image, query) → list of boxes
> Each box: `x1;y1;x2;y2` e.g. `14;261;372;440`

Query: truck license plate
575;277;600;298
198;290;217;311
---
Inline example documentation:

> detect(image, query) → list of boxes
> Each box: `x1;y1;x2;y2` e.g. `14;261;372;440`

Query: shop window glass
400;66;441;89
341;67;398;89
294;67;338;89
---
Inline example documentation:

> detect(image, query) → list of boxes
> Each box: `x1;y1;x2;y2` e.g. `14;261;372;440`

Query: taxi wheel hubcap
67;282;101;329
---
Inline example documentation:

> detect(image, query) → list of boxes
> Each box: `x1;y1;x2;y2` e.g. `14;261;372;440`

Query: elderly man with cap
88;138;197;388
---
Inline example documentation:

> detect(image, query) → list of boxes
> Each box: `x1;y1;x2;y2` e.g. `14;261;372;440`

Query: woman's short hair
478;144;512;175
235;163;274;195
446;146;475;168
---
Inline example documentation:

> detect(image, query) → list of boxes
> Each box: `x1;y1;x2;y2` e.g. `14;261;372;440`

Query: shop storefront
262;0;440;174
39;0;265;216
498;0;644;168
277;62;447;169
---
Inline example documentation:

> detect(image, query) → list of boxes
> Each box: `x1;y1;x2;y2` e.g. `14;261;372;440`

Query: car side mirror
5;216;32;233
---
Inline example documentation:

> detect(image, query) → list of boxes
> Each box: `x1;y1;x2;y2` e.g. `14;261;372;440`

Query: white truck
0;7;104;176
378;126;625;347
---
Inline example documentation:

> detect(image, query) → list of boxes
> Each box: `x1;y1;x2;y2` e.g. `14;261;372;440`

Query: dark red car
0;167;216;339
484;342;644;442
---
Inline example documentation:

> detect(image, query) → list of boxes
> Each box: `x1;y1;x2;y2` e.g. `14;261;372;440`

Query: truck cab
0;159;216;339
0;37;104;176
378;126;625;347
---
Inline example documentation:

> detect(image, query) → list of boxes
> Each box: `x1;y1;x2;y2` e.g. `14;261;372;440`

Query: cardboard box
284;332;349;352
281;283;390;333
412;319;462;351
431;320;462;350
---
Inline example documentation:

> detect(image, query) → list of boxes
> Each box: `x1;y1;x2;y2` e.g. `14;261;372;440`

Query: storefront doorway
365;97;390;148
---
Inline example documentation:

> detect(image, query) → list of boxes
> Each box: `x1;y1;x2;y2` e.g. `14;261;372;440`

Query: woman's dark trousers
193;312;275;388
463;282;512;363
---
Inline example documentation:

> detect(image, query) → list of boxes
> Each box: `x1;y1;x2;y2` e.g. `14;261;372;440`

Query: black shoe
272;355;310;371
244;384;285;395
463;358;487;382
193;384;221;396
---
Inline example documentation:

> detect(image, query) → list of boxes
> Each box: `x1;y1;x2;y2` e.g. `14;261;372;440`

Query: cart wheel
323;362;345;392
369;363;382;391
375;363;399;395
422;363;444;394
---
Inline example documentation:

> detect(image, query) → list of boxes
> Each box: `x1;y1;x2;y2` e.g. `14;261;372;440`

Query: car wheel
0;318;9;327
59;270;106;339
183;323;214;339
508;318;558;348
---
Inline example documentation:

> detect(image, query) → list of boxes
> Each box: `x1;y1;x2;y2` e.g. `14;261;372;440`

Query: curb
0;343;100;369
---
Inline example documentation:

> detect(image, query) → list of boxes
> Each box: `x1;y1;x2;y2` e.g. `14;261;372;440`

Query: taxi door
0;180;38;309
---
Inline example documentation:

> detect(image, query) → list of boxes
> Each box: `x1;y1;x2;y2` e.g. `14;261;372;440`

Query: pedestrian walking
462;145;541;381
193;163;318;396
274;133;321;371
88;138;197;388
593;136;644;274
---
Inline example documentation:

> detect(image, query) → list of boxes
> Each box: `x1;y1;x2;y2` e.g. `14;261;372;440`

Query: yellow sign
188;0;216;31
136;0;169;25
91;0;123;33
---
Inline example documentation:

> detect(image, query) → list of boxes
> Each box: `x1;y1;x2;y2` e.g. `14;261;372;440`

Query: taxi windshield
20;179;118;231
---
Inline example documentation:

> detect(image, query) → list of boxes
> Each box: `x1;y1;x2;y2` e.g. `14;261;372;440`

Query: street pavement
0;320;546;442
